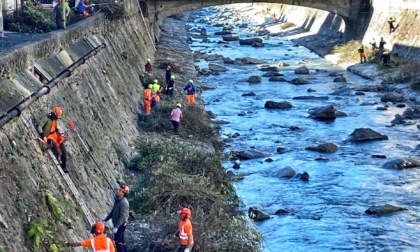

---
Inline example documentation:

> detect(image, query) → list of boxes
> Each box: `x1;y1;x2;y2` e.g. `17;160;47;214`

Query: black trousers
171;120;180;134
115;225;127;252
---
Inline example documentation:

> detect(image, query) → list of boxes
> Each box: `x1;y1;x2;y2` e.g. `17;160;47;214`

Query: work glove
184;248;190;252
91;3;95;6
112;228;118;234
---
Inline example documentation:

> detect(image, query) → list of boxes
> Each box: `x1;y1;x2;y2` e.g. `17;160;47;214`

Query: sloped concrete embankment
251;1;420;60
0;1;155;250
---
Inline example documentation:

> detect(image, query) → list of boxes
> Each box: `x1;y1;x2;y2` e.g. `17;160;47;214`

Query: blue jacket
77;1;86;13
183;84;195;95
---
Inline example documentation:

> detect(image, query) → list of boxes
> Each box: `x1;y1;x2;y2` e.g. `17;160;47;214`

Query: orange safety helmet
93;221;105;234
119;183;130;194
180;208;191;218
52;106;63;117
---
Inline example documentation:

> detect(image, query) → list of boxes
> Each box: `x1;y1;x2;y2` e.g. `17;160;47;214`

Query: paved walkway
0;31;52;56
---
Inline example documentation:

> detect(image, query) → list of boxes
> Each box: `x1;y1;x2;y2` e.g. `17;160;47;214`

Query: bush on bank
127;101;262;251
5;2;56;33
126;140;262;251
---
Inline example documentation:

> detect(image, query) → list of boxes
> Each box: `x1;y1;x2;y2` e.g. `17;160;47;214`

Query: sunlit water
186;6;419;252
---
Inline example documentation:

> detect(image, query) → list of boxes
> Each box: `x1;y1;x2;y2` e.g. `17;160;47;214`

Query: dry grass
127;140;262;252
331;40;362;64
137;99;223;150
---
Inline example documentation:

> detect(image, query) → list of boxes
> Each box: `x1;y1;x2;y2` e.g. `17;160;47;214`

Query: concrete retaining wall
0;1;155;251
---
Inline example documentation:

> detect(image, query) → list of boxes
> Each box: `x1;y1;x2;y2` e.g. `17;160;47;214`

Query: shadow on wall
355;2;374;41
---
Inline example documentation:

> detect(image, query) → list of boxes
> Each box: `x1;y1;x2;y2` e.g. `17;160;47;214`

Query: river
183;4;420;252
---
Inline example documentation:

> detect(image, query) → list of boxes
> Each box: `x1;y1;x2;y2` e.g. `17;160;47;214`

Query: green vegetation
45;190;65;221
26;219;59;252
0;89;5;99
137;100;222;150
0;244;5;252
127;140;262;251
10;71;18;79
130;100;261;251
4;2;56;33
45;67;55;78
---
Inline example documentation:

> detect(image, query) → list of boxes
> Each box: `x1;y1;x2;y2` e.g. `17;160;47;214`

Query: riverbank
183;4;419;251
225;3;420;105
124;12;262;252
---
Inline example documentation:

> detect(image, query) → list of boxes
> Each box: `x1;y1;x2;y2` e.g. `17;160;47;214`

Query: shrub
5;2;56;33
137;100;222;150
126;140;262;251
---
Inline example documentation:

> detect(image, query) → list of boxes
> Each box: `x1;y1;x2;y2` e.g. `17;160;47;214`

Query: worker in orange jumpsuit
144;85;152;115
37;106;68;173
177;208;194;252
66;221;116;251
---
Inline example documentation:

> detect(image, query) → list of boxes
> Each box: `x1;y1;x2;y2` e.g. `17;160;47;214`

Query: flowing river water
176;4;420;252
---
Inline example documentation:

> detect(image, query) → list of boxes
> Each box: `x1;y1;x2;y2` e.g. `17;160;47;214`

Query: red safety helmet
119;183;130;194
94;221;105;234
52;106;63;117
180;208;191;218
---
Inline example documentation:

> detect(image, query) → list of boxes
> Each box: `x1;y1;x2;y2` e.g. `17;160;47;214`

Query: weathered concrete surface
0;0;420;250
0;1;157;251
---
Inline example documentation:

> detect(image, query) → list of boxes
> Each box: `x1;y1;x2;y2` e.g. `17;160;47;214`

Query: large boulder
289;77;311;85
294;66;309;74
239;37;263;45
239;57;264;64
381;91;404;103
333;76;347;82
365;204;406;215
265;101;293;109
248;206;270;221
269;76;287;82
236;149;269;159
242;92;256;97
308;105;336;120
215;31;233;35
260;66;279;72
252;42;265;47
248;76;262;83
382;158;420;169
208;63;228;72
222;35;239;41
295;172;310;181
274;166;296;178
305;143;338;153
330;87;352;96
348;128;389;142
223;57;235;64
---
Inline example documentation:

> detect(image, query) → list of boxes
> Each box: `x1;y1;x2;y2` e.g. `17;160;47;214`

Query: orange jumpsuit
144;88;152;114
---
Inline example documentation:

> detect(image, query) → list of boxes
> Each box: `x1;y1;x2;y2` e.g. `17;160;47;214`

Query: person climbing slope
37;106;69;173
170;103;183;135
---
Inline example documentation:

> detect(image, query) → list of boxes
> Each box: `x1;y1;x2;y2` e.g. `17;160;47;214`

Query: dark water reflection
187;6;419;252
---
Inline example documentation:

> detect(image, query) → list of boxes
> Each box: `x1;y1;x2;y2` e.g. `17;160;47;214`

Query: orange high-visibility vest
80;235;115;252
